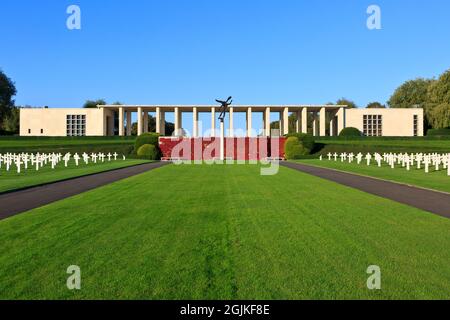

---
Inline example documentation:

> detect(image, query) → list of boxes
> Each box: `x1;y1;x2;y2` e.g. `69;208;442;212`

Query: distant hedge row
427;128;450;136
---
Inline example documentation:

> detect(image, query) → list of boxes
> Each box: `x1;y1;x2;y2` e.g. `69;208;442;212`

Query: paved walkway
281;161;450;219
0;161;169;221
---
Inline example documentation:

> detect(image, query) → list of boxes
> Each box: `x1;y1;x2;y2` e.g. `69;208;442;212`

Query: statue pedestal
220;120;225;161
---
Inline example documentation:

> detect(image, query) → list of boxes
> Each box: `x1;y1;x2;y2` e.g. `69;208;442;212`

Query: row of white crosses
320;152;450;176
0;152;126;174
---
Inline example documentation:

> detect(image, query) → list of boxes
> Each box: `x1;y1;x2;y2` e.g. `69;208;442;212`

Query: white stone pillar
265;107;271;136
320;107;326;136
193;107;198;137
126;110;132;136
137;107;143;136
229;107;234;137
211;107;216;137
330;117;335;136
283;107;289;135
160;111;166;136
174;107;180;136
143;111;148;133
337;107;346;135
156;107;161;134
301;108;307;134
118;107;124;136
418;110;424;137
312;113;319;136
220;120;225;160
296;110;301;133
247;107;252;137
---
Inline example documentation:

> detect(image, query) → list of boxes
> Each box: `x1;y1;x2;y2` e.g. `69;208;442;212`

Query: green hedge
286;133;315;152
134;133;160;152
427;128;450;136
284;133;315;159
136;144;159;160
339;127;362;137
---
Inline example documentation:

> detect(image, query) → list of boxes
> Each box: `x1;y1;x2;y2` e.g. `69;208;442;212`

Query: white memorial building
20;104;424;137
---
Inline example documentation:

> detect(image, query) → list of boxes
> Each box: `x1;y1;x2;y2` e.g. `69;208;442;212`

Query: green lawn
294;159;450;193
0;159;149;193
313;137;450;156
1;164;449;299
0;136;136;154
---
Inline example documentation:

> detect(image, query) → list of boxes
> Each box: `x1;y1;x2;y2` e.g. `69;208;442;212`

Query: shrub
427;128;450;136
286;133;315;153
134;132;160;152
137;144;159;160
284;136;312;159
339;127;362;137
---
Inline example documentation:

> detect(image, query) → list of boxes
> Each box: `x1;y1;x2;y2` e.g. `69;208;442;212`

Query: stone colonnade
113;105;346;137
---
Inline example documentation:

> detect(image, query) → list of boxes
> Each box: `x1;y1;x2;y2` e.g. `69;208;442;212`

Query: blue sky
1;0;449;133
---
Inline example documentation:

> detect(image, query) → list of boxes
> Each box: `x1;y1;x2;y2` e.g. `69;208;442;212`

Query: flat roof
98;104;348;112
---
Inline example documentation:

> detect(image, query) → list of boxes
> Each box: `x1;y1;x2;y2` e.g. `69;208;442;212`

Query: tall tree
2;106;20;133
0;70;17;127
366;102;386;108
336;98;357;108
426;70;450;129
83;99;107;108
388;78;434;109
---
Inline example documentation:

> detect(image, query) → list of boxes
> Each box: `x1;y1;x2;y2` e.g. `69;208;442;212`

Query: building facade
20;105;424;137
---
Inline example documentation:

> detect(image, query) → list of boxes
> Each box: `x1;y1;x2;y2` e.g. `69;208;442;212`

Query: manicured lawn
0;136;136;155
313;137;450;156
0;136;135;148
0;159;149;193
294;159;450;193
1;164;449;299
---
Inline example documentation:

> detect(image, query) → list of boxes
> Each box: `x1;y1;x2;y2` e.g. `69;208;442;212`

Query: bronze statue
216;96;232;121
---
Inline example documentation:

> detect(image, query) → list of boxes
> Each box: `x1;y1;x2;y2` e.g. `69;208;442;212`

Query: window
363;114;382;136
413;115;418;136
28;129;31;134
40;129;43;134
66;114;86;136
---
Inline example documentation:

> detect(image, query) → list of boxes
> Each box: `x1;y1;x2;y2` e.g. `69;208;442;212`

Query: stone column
320;107;326;136
418;111;424;137
313;113;320;136
143;111;148;133
193;107;198;137
156;107;161;134
265;107;271;136
126;110;132;136
296;110;301;133
247;107;252;137
118;107;124;136
137;107;143;136
229;107;234;137
174;107;180;136
211;107;216;137
160;111;166;136
283;107;289;135
301;108;307;133
330;117;335;136
336;107;346;135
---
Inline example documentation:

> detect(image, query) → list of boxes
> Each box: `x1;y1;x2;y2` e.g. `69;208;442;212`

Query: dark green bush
136;144;159;160
134;132;160;152
286;133;315;153
339;127;362;137
427;128;450;136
